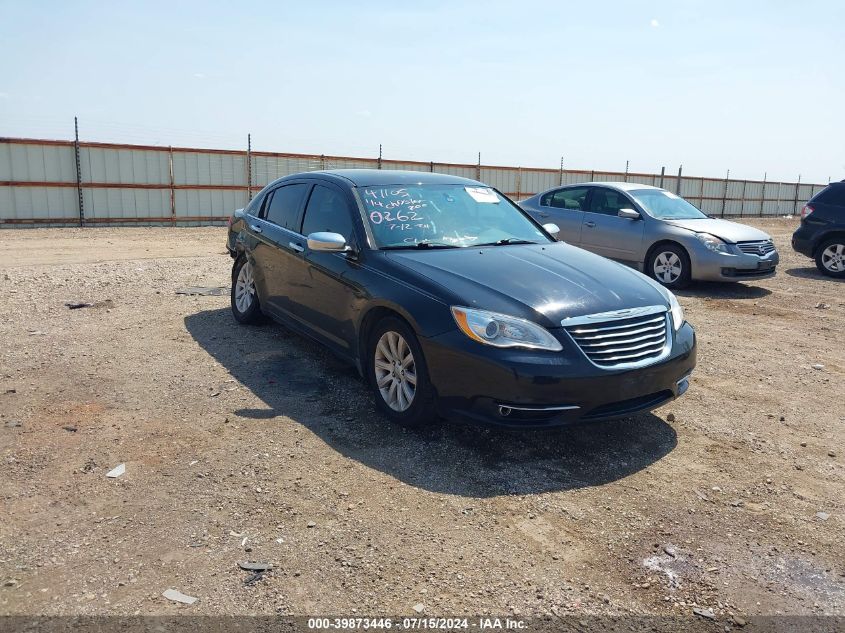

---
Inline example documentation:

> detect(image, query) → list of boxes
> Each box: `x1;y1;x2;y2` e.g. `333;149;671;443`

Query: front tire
815;238;845;278
231;256;264;324
367;317;437;427
648;244;692;289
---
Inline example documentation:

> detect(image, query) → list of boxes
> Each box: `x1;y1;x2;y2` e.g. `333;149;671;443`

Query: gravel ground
0;219;843;624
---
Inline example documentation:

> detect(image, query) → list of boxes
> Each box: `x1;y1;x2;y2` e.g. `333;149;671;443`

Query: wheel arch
813;230;845;256
355;303;419;377
645;239;691;268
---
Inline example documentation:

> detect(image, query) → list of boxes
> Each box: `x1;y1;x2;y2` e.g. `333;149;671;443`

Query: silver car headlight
695;232;729;253
666;291;684;331
451;307;563;351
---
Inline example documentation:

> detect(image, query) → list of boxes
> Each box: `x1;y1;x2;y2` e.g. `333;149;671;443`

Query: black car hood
384;242;668;329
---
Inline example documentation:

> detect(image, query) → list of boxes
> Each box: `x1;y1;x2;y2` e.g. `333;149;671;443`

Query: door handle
249;224;263;234
289;242;304;253
584;221;596;228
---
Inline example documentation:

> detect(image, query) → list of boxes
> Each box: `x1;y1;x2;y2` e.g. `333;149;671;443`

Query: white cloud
650;18;660;28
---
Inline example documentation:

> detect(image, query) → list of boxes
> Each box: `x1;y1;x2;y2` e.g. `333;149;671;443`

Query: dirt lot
1;219;843;623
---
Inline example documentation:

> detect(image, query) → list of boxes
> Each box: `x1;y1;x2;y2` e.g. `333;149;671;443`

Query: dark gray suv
792;180;845;278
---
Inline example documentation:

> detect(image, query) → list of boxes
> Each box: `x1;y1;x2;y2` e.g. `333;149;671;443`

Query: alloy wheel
374;331;417;412
654;252;682;284
821;243;845;272
235;260;256;313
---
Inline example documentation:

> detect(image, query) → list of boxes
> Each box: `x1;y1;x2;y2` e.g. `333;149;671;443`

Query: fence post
378;144;382;170
740;180;747;217
169;146;175;224
516;167;522;201
624;160;629;182
659;166;665;189
430;161;434;173
721;169;729;217
476;152;481;181
590;170;595;181
793;175;801;216
559;157;564;185
760;172;766;217
73;116;84;226
246;134;252;201
676;165;683;195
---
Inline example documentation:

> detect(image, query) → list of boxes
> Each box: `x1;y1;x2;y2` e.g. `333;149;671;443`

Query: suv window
813;184;845;207
264;183;309;230
301;185;355;240
588;188;635;216
541;187;589;210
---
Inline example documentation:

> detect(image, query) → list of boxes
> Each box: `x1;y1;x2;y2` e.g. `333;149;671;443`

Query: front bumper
421;322;696;428
689;245;779;282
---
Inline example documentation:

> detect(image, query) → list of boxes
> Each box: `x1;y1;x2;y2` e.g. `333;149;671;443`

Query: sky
1;0;843;183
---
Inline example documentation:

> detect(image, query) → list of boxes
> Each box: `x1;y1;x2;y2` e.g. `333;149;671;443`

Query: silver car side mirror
542;222;561;236
618;208;640;220
307;232;349;252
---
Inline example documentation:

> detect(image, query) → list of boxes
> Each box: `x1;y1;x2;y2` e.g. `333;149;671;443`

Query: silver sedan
519;182;779;288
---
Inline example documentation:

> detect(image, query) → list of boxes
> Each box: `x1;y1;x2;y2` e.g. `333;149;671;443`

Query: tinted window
813;184;845;207
543;187;589;210
264;184;308;230
588;188;636;215
301;185;355;240
244;190;265;216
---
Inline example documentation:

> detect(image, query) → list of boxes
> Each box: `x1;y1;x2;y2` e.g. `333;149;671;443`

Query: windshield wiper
380;241;459;250
474;238;539;246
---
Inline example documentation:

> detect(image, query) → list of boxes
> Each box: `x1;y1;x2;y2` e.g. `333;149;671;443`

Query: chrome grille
737;239;775;256
564;309;670;369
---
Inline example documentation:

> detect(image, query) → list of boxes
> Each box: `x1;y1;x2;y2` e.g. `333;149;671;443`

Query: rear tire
367;317;437;427
647;244;692;289
815;237;845;278
231;256;264;324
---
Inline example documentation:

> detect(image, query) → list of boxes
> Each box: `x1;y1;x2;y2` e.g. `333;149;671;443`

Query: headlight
666;291;684;331
695;232;729;253
451;307;563;351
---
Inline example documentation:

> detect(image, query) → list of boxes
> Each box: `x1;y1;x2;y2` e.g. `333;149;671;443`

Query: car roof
563;181;664;192
293;169;483;188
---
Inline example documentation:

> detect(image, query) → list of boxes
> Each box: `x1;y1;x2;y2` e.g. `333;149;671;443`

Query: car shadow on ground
185;308;677;497
675;281;771;300
785;267;842;282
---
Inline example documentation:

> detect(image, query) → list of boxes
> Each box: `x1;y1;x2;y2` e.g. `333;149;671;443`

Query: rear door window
300;185;355;241
813;185;845;207
543;187;589;210
264;183;309;230
587;188;635;215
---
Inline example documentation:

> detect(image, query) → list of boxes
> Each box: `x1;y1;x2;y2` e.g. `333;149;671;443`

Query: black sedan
227;170;696;427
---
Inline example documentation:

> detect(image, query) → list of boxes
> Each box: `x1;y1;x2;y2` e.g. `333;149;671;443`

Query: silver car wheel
374;331;417;412
821;243;845;272
654;252;682;284
235;260;256;313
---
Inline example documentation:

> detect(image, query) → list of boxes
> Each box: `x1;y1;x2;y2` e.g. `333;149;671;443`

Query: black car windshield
357;184;550;249
630;189;708;220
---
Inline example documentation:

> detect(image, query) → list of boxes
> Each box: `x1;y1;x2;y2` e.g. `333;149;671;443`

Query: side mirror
542;222;561;236
233;208;245;219
618;208;641;220
307;232;349;252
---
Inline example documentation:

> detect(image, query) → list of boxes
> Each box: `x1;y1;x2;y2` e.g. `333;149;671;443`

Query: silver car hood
663;218;771;243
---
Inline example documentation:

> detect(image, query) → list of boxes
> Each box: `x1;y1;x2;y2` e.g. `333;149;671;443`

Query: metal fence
0;135;829;227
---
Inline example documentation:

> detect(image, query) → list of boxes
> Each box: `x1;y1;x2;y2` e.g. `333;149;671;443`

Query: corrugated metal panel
699;198;722;215
174;151;244;186
80;147;170;184
724;199;744;216
726;181;745;198
679;178;703;199
627;175;656;186
0;185;78;221
176;189;247;217
0;142;77;182
701;179;725;199
84;187;170;219
743;182;764;199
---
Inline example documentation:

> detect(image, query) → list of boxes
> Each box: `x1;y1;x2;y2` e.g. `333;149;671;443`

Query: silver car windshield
357;184;550;249
630;189;708;220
